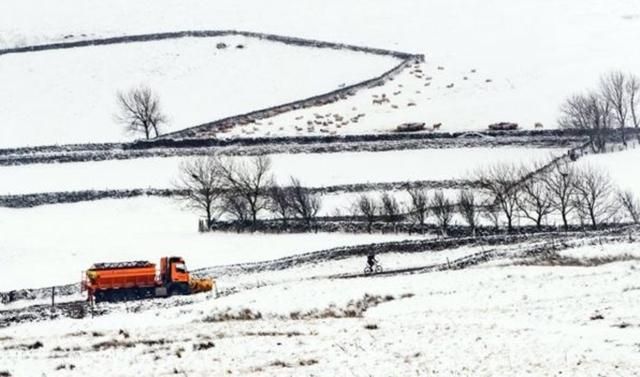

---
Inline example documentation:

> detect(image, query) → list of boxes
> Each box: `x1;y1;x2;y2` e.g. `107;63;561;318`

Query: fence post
51;287;55;307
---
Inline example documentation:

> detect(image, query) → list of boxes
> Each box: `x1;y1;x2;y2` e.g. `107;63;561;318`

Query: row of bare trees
352;189;472;235
475;161;640;231
176;155;321;231
559;71;640;151
176;156;639;234
350;161;639;235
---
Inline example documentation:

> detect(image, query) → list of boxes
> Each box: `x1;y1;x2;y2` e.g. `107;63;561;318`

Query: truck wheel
169;283;190;296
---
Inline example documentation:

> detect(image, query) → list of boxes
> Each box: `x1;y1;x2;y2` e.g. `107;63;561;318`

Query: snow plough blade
189;277;214;294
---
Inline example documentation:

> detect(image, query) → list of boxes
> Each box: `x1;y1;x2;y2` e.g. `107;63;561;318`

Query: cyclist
366;252;377;270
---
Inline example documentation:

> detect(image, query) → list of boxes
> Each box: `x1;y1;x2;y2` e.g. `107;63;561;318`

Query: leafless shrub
220;193;251;223
431;190;454;236
458;190;478;235
288;177;321;229
55;364;76;371
517;164;554;229
203;308;263;322
618;190;640;224
219;155;273;227
627;74;640;128
543;163;577;231
175;157;225;229
559;92;612;152
572;166;617;228
193;341;215;351
354;194;378;233
115;86;166;139
380;192;402;231
92;339;135;351
601;71;630;143
474;163;522;231
268;184;291;225
481;201;501;230
289;294;394;320
407;188;429;230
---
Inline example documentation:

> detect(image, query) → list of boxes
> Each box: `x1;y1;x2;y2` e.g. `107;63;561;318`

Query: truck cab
161;256;190;283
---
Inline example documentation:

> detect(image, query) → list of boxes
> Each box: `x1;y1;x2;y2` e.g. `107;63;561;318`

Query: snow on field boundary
0;29;422;142
159;55;419;139
194;226;638;276
0;179;476;208
0;131;589;167
0;30;416;59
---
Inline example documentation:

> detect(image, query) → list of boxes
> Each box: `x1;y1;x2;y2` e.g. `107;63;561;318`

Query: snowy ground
576;145;640;197
4;0;640;134
0;147;561;195
0;35;398;147
1;238;639;376
0;197;424;291
3;1;640;375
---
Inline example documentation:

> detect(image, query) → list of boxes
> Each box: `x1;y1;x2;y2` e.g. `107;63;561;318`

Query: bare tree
516;166;553;229
354;194;378;233
116;86;166;139
407;188;429;231
618;190;640;224
559;92;612;152
380;192;402;232
268;184;291;226
627;74;640;128
219;155;273;227
288;177;322;230
543;163;577;231
175;157;224;230
481;201;501;230
572;166;616;228
431;190;454;236
600;71;630;144
221;194;251;223
474;163;522;232
458;189;478;235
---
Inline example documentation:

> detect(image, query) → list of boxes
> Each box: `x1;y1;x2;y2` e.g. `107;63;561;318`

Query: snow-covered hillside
1;237;639;376
3;0;640;132
0;35;398;147
2;1;640;375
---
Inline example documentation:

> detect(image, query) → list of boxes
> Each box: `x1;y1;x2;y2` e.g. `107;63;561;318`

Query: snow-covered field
2;239;639;376
0;35;398;147
0;147;561;195
4;0;640;133
3;1;640;375
0;197;423;291
576;146;640;197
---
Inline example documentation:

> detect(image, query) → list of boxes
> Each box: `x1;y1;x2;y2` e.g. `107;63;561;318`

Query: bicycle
364;262;383;275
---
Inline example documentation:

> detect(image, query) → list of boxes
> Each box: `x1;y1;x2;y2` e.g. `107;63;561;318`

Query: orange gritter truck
82;256;213;303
